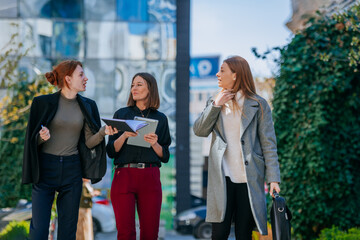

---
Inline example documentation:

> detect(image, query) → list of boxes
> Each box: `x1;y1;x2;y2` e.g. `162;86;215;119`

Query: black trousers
30;153;83;240
212;177;255;240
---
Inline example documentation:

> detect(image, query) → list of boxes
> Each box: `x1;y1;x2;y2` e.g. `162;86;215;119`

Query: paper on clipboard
101;118;148;133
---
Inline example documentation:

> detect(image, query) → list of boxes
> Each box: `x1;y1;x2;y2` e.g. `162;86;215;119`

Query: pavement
95;230;236;240
95;230;194;240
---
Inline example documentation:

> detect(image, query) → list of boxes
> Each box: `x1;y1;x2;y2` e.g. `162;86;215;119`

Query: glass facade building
0;0;183;225
0;0;176;131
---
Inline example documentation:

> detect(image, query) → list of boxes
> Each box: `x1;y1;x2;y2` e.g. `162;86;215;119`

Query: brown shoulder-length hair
223;56;263;115
44;60;82;89
127;72;160;109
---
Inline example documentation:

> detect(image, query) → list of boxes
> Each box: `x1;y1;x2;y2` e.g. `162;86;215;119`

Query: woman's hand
269;182;280;198
214;89;235;106
114;131;137;152
105;125;118;135
144;133;158;146
91;189;101;197
39;126;50;141
122;131;138;139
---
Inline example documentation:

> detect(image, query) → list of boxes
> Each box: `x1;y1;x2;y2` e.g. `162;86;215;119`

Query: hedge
0;28;55;207
317;226;360;240
0;221;30;240
271;4;360;239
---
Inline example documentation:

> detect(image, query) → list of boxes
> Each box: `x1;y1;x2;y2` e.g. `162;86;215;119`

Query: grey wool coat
193;94;281;235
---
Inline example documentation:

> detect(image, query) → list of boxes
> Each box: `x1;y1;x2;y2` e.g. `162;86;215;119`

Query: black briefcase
270;191;292;240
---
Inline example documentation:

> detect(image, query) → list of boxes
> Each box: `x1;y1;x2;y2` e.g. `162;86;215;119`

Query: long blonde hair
222;56;262;116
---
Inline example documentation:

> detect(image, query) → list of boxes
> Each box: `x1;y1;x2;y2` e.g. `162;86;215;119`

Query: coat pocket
251;151;265;177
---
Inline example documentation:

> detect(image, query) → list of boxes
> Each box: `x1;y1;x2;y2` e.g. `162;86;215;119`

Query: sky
190;0;294;78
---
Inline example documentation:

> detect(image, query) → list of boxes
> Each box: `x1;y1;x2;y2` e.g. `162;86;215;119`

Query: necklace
139;108;151;118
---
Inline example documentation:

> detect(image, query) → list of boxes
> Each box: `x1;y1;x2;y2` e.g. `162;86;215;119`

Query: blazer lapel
78;96;92;117
44;91;60;125
77;95;99;129
240;97;259;138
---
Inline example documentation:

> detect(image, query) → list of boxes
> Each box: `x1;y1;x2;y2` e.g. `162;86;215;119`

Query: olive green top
40;93;105;156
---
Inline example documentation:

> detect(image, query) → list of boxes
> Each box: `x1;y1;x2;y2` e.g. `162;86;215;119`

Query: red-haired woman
22;60;117;240
106;72;171;240
194;56;281;240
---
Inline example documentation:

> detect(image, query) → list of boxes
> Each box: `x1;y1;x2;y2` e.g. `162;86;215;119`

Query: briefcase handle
273;190;280;199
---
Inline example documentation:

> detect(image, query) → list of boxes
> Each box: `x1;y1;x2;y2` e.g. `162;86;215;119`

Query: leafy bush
318;226;360;240
0;221;30;240
0;79;55;208
270;4;360;239
0;26;55;207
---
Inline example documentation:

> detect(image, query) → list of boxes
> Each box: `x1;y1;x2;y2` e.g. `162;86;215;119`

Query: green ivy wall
272;4;360;239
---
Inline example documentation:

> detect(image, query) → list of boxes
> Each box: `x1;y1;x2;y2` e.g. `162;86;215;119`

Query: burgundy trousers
111;166;162;240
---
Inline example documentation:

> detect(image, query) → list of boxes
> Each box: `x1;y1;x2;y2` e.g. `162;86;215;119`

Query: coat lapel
240;97;259;138
215;111;226;143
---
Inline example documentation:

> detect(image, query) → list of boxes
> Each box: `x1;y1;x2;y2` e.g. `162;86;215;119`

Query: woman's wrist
115;134;125;146
121;133;128;140
99;126;106;137
212;101;221;107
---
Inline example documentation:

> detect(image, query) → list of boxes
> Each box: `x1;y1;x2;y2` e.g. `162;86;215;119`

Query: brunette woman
106;72;171;240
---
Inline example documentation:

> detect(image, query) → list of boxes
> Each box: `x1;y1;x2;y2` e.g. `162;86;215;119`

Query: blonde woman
193;56;281;240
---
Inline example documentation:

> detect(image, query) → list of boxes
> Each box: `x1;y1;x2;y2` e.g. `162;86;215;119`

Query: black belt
116;163;158;169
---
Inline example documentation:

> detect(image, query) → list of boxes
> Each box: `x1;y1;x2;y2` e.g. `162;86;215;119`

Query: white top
221;92;247;183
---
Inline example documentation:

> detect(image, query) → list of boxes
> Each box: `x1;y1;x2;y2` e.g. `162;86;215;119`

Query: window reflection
52;0;83;19
19;0;51;18
0;20;19;55
18;57;52;82
20;19;52;57
148;0;176;22
83;60;116;114
84;0;116;21
0;0;17;18
116;0;148;21
53;21;84;58
115;23;161;60
86;22;115;59
160;23;176;60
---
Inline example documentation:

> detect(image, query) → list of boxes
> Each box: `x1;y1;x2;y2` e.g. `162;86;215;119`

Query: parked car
174;205;212;239
190;195;206;208
0;196;116;235
91;196;116;234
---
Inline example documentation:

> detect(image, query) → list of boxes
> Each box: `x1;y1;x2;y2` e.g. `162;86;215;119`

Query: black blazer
22;91;106;184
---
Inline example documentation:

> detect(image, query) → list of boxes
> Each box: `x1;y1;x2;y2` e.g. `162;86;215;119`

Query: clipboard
127;117;159;148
